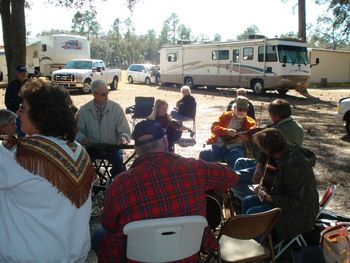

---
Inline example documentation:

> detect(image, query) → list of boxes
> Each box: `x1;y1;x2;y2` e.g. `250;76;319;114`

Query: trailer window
258;46;277;62
167;53;177;62
212;50;229;60
243;48;253;60
232;49;239;63
42;44;47;52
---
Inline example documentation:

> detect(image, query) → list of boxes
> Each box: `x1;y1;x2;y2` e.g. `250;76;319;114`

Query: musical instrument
257;157;278;193
222;127;265;145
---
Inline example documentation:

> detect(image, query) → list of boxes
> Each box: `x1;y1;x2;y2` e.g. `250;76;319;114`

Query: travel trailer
159;37;319;94
26;34;90;78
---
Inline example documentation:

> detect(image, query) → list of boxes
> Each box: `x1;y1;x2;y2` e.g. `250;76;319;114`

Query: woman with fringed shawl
0;78;95;262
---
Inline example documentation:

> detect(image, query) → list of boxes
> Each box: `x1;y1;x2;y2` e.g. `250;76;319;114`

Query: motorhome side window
167;53;177;62
258;46;278;62
243;47;253;60
212;50;229;60
232;49;239;63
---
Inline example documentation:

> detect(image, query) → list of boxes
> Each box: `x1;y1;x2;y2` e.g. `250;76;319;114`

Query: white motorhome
26;34;90;78
159;37;319;94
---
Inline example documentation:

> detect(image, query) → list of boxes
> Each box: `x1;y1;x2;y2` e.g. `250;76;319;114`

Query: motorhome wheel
252;80;264;95
184;78;193;89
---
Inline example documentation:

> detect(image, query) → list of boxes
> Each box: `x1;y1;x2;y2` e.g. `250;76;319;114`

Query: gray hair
236;88;247;96
135;137;167;156
181;85;191;95
91;79;107;93
0;109;16;128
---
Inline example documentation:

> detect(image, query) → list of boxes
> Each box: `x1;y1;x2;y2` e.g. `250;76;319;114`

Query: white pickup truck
51;59;121;93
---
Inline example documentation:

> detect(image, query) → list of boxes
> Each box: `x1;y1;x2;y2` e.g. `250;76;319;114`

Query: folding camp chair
317;185;337;219
210;208;282;263
123;215;207;262
125;96;155;129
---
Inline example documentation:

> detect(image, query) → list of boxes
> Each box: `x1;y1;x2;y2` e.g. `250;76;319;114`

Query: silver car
126;64;158;85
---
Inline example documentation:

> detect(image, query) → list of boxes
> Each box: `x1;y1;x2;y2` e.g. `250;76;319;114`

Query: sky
2;0;329;43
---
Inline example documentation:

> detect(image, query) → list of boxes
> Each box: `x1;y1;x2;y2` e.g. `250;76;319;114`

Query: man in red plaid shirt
93;120;239;262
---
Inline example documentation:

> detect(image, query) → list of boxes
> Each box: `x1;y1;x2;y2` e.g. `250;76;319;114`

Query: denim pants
241;195;273;214
199;144;244;168
231;158;257;200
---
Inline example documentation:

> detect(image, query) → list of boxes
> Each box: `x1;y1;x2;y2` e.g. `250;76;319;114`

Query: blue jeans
92;224;106;253
231;158;257;200
241;195;273;214
199;144;244;168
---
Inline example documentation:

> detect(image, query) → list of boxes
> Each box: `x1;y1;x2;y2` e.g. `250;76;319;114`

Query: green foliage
71;9;101;38
236;25;260;40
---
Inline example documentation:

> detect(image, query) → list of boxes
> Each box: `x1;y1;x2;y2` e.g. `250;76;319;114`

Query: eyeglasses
18;103;26;113
237;108;248;112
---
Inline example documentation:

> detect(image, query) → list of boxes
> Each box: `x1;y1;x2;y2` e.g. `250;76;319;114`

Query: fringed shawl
15;136;95;208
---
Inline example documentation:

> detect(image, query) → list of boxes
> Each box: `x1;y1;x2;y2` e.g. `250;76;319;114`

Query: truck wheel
82;79;91;94
128;76;133;84
346;119;350;136
145;77;151;85
277;89;288;95
110;77;118;90
252;80;265;95
184;78;193;89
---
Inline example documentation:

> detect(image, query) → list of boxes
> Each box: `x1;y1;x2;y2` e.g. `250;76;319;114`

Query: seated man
0;109;17;149
199;96;256;168
171;85;197;121
232;99;304;199
227;88;256;120
93;120;239;262
76;79;131;177
241;128;319;241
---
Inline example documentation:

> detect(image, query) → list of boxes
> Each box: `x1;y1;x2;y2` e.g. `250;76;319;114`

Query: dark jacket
270;144;319;240
176;95;196;119
5;79;24;113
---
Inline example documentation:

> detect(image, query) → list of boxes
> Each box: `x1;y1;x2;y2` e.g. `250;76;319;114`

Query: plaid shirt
98;152;238;262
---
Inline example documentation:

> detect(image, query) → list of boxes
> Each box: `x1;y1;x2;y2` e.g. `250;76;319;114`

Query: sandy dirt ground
1;74;349;261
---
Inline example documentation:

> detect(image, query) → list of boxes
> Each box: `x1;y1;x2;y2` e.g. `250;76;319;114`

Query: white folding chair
123;215;207;262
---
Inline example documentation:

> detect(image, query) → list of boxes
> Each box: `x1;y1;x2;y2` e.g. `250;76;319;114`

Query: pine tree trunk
298;0;306;42
0;0;26;83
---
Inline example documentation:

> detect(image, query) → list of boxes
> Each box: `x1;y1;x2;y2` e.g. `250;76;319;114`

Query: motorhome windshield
65;60;93;69
277;45;308;65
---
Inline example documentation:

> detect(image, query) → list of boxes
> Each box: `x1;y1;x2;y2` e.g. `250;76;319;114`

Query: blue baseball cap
132;120;165;146
16;65;27;73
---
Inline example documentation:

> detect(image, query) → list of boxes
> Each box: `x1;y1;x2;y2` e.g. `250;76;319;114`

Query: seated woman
148;99;183;152
171;85;197;121
0;78;95;262
241;128;319;241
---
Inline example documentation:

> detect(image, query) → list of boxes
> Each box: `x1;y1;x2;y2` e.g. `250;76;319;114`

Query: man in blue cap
4;65;28;137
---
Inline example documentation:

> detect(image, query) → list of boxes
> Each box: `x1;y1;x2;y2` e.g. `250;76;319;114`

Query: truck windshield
65;61;93;69
277;45;308;65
